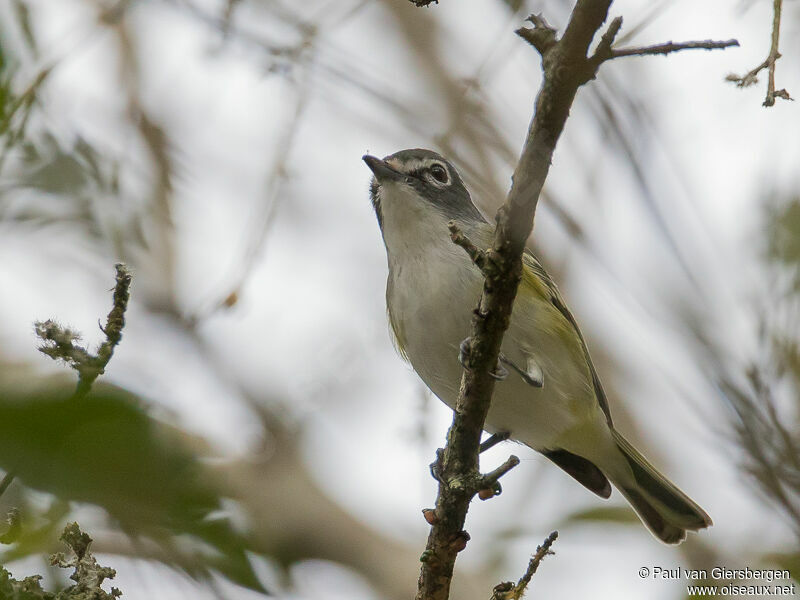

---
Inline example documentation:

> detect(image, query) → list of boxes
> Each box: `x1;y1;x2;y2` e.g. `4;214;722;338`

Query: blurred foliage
766;196;800;291
765;551;800;584
0;522;121;599
0;1;48;171
712;193;800;560
0;380;265;593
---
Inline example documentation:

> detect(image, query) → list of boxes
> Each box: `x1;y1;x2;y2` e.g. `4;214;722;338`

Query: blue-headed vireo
363;148;711;544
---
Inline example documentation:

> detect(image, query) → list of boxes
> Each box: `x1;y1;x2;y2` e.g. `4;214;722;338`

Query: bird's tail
607;429;712;544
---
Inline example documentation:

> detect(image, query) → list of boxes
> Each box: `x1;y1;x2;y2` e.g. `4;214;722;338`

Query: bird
363;148;712;544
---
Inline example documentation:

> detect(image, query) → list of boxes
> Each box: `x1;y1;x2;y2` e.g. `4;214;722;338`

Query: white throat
378;181;454;267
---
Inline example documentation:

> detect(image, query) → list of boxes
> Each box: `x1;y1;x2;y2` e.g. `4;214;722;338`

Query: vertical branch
414;4;614;600
763;0;787;106
726;0;791;106
74;264;132;399
408;3;738;599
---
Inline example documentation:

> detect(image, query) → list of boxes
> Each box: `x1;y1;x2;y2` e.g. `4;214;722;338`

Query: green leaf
0;382;265;593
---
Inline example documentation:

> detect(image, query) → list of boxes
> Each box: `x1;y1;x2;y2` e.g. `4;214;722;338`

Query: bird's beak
362;154;404;182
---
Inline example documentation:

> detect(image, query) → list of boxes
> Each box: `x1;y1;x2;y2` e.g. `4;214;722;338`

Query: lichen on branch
35;263;132;400
0;522;122;599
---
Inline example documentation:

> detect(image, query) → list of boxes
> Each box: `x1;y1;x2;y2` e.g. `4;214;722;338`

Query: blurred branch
726;0;792;107
112;10;178;312
35;263;132;400
0;67;52;174
721;366;800;538
195;60;312;324
490;531;558;600
154;0;321;322
710;196;800;541
381;1;519;210
0;68;50;138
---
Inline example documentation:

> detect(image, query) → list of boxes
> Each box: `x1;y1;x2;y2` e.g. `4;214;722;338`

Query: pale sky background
1;0;799;598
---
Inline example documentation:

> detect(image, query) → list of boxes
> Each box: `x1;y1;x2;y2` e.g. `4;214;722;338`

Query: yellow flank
520;257;553;302
388;307;410;361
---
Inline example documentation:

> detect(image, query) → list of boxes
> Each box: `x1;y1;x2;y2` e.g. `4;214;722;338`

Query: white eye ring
428;163;449;185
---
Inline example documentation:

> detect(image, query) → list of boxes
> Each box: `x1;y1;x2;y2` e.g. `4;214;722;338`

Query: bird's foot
459;339;508;380
479;431;510;453
499;355;543;388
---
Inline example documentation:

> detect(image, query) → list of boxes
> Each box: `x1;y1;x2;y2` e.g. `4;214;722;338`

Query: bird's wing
521;249;613;426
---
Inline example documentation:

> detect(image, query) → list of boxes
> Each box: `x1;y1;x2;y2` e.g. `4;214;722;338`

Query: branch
415;3;615;599
35;263;132;400
587;17;737;65
727;0;791;107
491;531;559;600
414;5;738;600
514;14;557;57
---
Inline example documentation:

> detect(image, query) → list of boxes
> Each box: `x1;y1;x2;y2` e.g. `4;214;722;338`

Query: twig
476;455;521;500
586;16;737;66
727;0;791;107
727;57;772;89
763;0;790;106
611;38;739;58
448;221;488;273
35;264;132;400
480;455;521;489
514;14;557;57
491;531;559;600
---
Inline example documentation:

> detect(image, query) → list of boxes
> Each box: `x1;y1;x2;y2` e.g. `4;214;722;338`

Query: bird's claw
460;341;508;380
499;354;543;388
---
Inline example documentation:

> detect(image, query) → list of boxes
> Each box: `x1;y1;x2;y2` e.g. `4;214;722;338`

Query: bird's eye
429;164;449;184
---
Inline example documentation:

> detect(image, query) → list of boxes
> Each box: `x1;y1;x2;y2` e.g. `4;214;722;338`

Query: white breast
380;184;606;453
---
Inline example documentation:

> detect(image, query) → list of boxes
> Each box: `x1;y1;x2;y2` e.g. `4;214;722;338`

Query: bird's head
362;149;485;244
